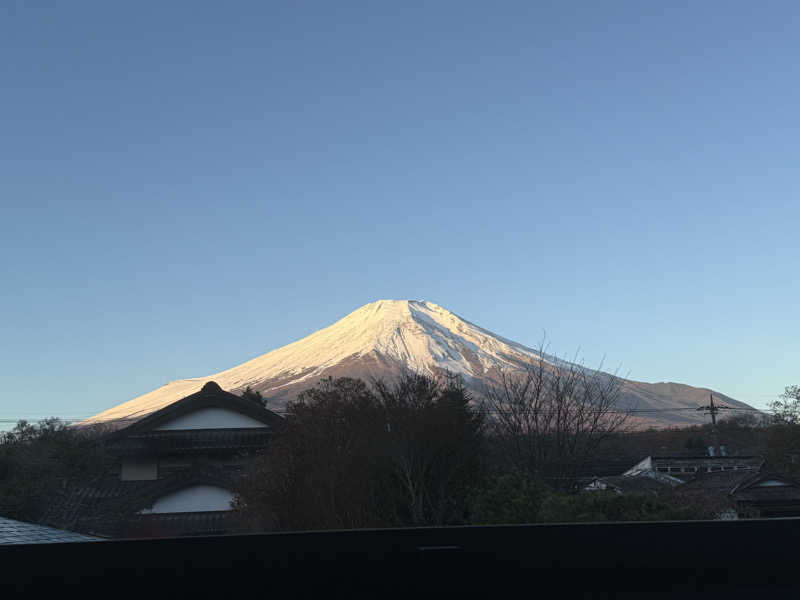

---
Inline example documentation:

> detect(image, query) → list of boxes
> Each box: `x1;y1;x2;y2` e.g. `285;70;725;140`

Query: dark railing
3;519;800;597
107;428;272;455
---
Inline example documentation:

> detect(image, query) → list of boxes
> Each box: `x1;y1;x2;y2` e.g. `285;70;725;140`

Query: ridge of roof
106;381;282;438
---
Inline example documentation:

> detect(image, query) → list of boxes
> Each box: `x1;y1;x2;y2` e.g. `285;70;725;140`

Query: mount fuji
83;300;753;428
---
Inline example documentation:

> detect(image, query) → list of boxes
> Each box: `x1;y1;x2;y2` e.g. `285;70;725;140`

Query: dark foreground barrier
2;519;799;598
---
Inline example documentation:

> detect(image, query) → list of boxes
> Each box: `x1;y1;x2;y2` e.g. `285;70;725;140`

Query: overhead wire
0;405;774;424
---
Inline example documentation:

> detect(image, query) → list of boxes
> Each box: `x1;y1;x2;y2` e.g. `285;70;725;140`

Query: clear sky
1;1;798;422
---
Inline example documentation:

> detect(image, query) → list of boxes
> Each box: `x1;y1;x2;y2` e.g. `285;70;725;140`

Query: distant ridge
82;300;754;428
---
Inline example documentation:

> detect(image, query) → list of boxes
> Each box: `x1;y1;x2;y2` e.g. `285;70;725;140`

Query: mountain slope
82;300;754;428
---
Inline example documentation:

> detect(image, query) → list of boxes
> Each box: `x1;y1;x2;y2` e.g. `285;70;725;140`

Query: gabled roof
106;381;282;439
678;469;800;494
0;517;101;545
624;455;764;478
731;472;800;502
42;462;241;537
678;469;758;494
649;455;760;461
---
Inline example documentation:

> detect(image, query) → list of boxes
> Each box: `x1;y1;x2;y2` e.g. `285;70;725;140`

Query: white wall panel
142;485;235;513
155;408;266;430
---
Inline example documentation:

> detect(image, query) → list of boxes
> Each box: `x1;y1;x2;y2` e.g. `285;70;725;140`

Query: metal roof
596;475;678;494
0;516;102;545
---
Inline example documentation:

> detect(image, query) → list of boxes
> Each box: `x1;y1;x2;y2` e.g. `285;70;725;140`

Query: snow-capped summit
82;299;752;428
275;299;548;378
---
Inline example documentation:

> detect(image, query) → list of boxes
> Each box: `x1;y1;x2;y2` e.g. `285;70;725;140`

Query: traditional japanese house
623;455;763;482
606;454;800;519
45;381;282;538
677;469;800;518
584;474;679;495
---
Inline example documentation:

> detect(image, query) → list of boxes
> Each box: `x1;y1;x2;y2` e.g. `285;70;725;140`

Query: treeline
595;414;763;465
0;419;114;523
2;375;798;532
469;470;726;524
232;373;484;530
231;374;800;531
226;371;686;530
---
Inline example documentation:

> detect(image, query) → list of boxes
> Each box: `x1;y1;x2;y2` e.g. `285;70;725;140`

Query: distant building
584;474;680;495
599;454;800;519
45;381;282;538
623;455;763;482
677;470;800;519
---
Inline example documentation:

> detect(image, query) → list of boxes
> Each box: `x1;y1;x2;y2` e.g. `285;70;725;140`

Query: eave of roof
106;427;273;455
0;517;102;545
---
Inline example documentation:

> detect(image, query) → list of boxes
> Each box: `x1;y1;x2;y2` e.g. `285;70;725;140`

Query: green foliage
470;472;699;525
539;491;694;523
469;470;550;525
0;419;113;523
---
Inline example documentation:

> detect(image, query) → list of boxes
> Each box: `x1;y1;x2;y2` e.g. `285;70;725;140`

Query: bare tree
484;345;632;489
232;373;484;531
769;385;800;425
757;384;800;478
372;371;484;526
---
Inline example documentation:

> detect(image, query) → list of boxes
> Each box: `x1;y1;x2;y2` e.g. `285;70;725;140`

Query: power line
0;406;772;424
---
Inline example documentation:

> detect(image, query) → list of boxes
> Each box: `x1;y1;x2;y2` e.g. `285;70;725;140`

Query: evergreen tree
241;386;267;408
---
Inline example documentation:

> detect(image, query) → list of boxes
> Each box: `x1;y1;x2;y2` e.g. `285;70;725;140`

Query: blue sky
1;1;798;421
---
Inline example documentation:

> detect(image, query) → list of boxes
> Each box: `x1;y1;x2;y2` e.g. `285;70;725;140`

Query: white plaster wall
756;480;788;487
142;485;235;513
155;407;267;430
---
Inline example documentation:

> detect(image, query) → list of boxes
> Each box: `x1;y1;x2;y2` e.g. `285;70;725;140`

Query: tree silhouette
240;386;267;408
231;373;484;531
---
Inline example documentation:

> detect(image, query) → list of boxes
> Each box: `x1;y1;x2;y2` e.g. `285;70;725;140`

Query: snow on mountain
211;299;550;384
82;299;752;428
82;300;545;424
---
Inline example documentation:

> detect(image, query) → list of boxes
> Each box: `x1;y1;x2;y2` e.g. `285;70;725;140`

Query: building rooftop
0;516;102;545
588;475;678;494
649;455;760;461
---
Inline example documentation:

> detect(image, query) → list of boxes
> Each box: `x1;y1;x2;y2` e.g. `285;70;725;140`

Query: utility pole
697;393;730;456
